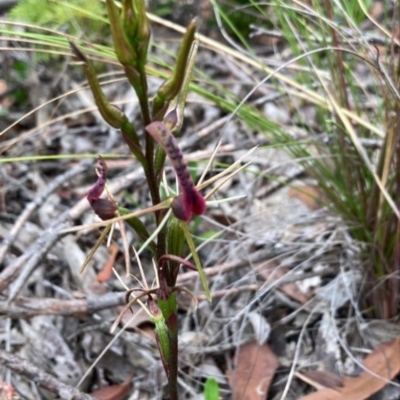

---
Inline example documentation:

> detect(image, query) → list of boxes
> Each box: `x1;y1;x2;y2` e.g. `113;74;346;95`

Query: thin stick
0;350;96;400
0;159;91;265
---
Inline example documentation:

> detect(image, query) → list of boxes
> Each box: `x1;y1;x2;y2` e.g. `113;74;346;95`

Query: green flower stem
166;217;185;285
123;63;161;251
157;292;178;400
123;61;164;260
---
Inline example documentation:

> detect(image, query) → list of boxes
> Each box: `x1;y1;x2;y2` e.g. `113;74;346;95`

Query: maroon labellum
146;121;206;221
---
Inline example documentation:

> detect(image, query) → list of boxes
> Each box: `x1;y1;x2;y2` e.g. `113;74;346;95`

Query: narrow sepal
70;42;128;129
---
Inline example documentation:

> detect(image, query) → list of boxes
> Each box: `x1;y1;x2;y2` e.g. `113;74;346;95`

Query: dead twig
0;291;126;318
0;159;92;265
3;211;71;301
0;168;144;300
0;350;97;400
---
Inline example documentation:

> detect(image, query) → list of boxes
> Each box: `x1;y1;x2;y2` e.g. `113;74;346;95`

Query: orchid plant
70;1;210;398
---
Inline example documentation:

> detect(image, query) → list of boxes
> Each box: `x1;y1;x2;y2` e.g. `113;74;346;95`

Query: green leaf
204;377;219;400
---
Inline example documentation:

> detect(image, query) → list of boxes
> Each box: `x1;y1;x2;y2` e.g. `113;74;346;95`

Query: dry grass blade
79;224;111;274
315;65;400;219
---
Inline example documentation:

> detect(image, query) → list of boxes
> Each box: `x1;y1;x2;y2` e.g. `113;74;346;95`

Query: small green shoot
204;377;219;400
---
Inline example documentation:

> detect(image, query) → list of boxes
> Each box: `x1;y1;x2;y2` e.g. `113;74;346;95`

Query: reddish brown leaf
97;243;119;283
299;338;400;400
227;342;278;400
90;373;134;400
288;185;326;210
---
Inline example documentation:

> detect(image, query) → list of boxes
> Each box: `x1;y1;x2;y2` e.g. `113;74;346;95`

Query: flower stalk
74;4;206;398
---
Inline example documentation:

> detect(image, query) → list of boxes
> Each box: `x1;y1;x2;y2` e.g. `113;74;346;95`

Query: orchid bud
171;195;190;222
90;198;117;220
121;0;138;43
87;157;117;220
122;0;151;68
105;0;137;66
71;42;145;166
131;0;151;67
163;108;178;131
70;42;127;129
162;38;198;134
152;19;197;118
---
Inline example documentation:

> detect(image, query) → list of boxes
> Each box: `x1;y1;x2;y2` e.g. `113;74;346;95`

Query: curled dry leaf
227;342;278;400
299;337;400;400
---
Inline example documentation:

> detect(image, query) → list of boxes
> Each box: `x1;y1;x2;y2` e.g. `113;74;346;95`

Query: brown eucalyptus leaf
227;342;278;400
90;373;134;400
288;185;326;210
299;338;400;400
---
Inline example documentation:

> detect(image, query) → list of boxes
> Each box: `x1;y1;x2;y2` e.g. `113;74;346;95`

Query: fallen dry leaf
298;337;400;400
288;185;327;211
90;373;134;400
97;242;119;283
227;342;278;400
257;260;310;304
